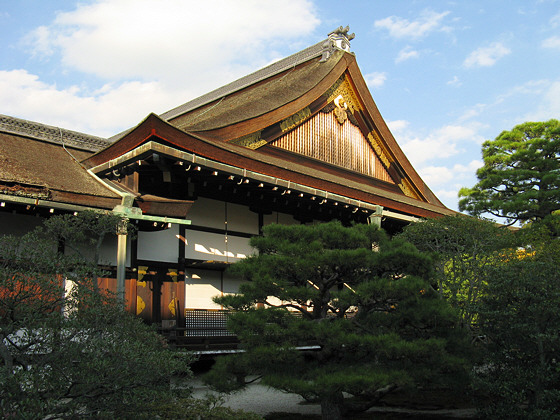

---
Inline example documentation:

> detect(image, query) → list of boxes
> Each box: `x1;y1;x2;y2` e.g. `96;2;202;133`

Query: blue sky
1;0;559;211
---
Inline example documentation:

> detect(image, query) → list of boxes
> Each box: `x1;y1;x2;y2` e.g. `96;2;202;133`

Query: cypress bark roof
160;40;328;124
0;119;121;208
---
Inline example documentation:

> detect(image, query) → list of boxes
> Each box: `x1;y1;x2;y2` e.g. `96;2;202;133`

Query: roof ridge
0;114;111;152
159;39;328;121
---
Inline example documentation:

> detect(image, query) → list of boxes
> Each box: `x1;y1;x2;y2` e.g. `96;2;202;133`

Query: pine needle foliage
205;222;471;420
0;215;191;419
459;119;560;225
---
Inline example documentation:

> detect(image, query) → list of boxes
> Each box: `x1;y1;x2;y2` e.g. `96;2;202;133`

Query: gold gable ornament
271;110;395;183
280;107;312;132
230;131;266;149
398;178;420;199
325;75;363;114
333;95;348;125
367;131;392;168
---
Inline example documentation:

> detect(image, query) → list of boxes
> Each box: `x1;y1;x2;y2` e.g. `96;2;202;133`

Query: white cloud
432;187;468;210
454;78;560;138
388;119;484;211
390;121;484;166
412;160;483;211
463;42;511;68
390;78;560;210
524;80;560;122
458;103;487;122
498;79;550;99
542;36;560;49
399;138;458;167
0;69;193;137
364;72;387;88
550;11;560;27
395;46;419;63
24;26;54;58
22;0;319;92
419;160;482;188
374;9;451;39
447;76;461;87
416;161;482;210
434;188;461;202
458;79;552;122
7;0;320;136
417;166;453;187
387;119;410;132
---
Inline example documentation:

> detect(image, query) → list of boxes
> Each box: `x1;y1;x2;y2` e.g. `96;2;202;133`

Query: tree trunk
0;334;14;372
320;392;344;420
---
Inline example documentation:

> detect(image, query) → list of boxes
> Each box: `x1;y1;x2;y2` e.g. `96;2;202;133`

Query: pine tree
459;120;560;225
205;222;471;420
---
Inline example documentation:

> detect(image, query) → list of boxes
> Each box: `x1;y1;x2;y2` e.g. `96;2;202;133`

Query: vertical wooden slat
273;112;393;183
125;278;136;314
96;277;137;314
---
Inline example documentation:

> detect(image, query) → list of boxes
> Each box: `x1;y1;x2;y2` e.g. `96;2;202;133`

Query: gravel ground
190;378;321;416
190;378;478;418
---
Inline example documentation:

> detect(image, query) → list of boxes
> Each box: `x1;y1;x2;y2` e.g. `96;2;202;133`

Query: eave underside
89;136;455;220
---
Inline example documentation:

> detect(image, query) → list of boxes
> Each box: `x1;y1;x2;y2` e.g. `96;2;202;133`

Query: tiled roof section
0;114;111;152
160;39;327;121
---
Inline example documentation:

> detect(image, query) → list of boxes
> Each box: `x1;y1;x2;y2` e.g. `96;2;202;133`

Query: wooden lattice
184;309;235;337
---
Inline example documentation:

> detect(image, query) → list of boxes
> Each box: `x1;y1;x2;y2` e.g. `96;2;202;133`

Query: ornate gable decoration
230;131;266;149
325;75;362;115
271;110;394;184
226;33;423;200
269;74;400;184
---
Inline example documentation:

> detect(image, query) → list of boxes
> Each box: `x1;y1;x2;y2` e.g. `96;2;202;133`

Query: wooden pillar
178;224;186;326
367;205;383;228
116;219;128;306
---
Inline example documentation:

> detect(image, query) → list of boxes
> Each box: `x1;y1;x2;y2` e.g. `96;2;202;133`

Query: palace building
0;28;454;346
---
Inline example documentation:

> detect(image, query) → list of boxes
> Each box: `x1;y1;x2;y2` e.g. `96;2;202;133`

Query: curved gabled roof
83;113;455;219
168;50;344;133
0;31;455;220
155;36;447;211
161;39;329;123
85;32;455;219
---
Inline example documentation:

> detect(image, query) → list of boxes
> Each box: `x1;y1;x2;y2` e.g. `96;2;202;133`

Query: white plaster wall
185;269;245;309
183;230;252;262
222;271;244;295
187;197;225;230
64;234;131;267
0;212;131;266
277;212;298;225
98;235;132;266
137;224;179;263
185;268;222;309
227;202;259;234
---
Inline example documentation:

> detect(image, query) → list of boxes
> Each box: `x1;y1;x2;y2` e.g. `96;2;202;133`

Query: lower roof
0;130;120;205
